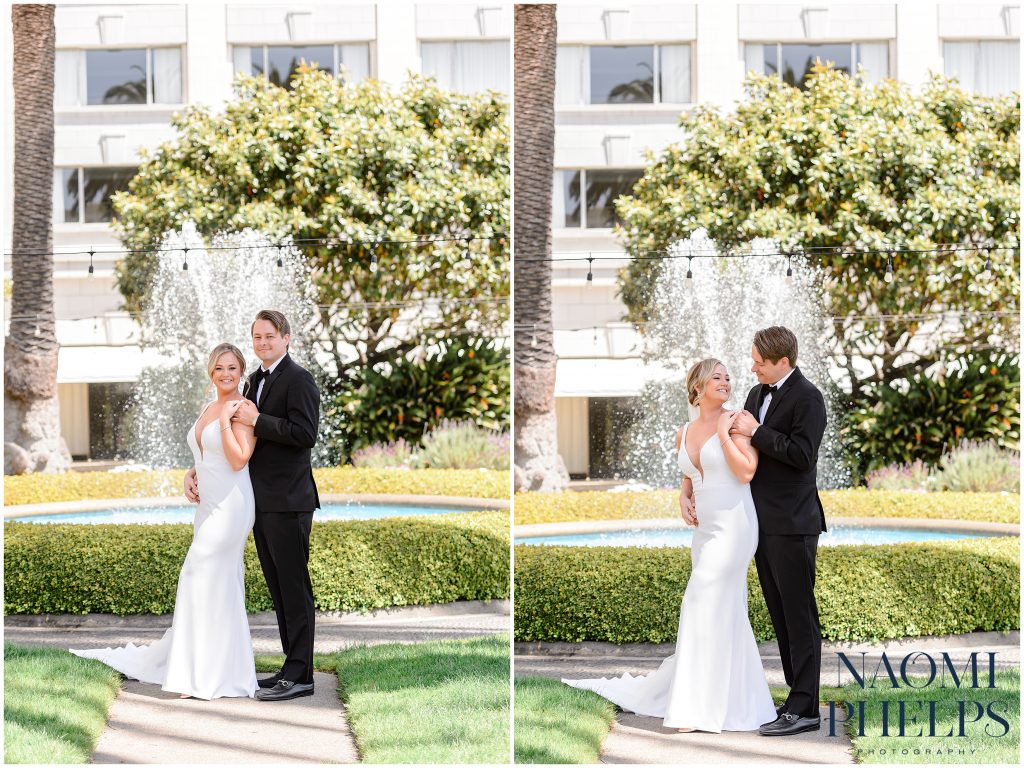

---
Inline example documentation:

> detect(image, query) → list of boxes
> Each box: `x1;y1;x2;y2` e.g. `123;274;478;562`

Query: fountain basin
514;517;1018;547
6;493;509;525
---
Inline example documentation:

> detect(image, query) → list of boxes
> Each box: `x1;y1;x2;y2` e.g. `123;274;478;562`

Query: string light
87;248;95;276
276;244;283;268
685;256;693;280
786;255;793;278
585;256;593;286
182;247;189;271
370;243;378;273
884;254;894;283
531;332;537;347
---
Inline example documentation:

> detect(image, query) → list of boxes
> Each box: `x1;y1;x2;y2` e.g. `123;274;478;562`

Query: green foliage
414;421;510;470
512;489;1021;525
616;67;1019;421
4;643;121;765
321;338;510;462
4;510;509;615
112;68;509;375
844;352;1020;476
3;467;510;505
513;537;1019;643
939;440;1021;492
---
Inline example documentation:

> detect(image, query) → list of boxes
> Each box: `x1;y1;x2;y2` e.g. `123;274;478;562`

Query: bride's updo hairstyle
686;358;725;407
207;343;250;396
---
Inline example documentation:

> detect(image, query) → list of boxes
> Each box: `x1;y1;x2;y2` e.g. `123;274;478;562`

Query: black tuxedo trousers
743;368;826;718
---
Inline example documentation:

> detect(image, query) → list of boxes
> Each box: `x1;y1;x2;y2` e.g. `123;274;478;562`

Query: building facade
548;2;1020;477
2;1;511;461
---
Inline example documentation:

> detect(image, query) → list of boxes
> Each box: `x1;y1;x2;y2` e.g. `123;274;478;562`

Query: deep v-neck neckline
194;404;218;461
684;421;716;483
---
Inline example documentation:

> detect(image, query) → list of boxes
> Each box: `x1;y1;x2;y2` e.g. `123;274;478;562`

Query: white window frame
555;168;645;231
941;39;1020;96
746;41;892;85
417;39;511;94
233;42;375;84
56;166;138;227
55;46;185;109
556;43;694;108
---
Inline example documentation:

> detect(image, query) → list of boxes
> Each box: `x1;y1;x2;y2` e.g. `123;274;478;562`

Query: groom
730;326;826;737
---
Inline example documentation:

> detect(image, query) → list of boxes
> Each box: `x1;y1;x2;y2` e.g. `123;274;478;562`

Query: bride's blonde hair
686;358;725;407
207;343;250;396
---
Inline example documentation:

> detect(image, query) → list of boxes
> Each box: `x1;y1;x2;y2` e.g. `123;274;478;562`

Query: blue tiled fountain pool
518;525;1005;548
10;503;473;525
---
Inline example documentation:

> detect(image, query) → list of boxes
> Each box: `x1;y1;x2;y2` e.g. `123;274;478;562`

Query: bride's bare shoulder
675;425;685;450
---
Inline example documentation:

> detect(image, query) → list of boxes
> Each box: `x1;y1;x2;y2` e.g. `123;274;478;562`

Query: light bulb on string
980;255;993;280
182;247;189;271
276;244;283;268
531;330;538;347
884;254;894;283
370;243;378;273
686;256;693;281
87;248;95;276
786;254;793;278
586;256;594;287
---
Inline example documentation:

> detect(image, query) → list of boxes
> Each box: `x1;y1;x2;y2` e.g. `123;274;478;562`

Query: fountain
623;229;850;488
130;222;318;469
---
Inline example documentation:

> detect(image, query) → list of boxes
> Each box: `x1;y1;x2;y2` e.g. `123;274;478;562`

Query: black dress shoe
760;706;788;729
257;673;283;689
759;712;820;737
255;680;314;702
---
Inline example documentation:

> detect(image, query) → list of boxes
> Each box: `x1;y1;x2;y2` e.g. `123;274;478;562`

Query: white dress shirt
756;367;796;429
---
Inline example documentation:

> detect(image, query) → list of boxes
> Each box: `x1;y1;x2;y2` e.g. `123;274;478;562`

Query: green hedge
513;537;1019;643
4;511;508;615
3;467;510;506
513;489;1020;526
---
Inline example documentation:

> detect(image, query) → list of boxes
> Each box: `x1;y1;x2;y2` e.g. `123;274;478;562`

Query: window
553;169;643;229
88;383;136;460
55;48;182;106
420;41;510;94
233;44;371;88
944;41;1020;96
744;42;889;87
556;44;691;106
60;167;136;224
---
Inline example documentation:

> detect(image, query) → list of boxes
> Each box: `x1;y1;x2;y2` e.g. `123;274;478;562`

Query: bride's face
701;364;732;405
211;352;243;396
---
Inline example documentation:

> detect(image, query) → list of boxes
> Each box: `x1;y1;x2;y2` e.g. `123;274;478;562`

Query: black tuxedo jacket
743;367;827;535
246;354;320;513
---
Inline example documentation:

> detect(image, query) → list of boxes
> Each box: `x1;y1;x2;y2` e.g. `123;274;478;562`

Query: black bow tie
256;369;271;381
763;384;778;394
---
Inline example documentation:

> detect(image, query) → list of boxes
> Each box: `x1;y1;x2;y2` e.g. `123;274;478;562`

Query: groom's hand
730;410;759;437
183;466;199;504
232;400;259;427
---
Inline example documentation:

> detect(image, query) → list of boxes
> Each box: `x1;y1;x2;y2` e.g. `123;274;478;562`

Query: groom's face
252;320;290;366
751;345;789;385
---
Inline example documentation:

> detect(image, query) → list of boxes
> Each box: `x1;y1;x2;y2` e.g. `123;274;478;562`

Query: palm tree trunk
513;4;567;491
4;4;71;473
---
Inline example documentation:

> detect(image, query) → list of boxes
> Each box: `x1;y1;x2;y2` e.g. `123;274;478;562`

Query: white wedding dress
563;421;776;731
71;409;258;700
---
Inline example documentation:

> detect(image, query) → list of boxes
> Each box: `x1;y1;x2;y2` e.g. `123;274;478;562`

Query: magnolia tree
113;68;509;375
616;67;1020;472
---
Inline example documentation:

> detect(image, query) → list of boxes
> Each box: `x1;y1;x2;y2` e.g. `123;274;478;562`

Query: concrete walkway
7;600;508;765
92;672;358;764
516;631;1019;765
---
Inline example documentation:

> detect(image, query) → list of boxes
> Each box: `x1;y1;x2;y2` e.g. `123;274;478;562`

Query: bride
72;343;259;700
563;358;776;732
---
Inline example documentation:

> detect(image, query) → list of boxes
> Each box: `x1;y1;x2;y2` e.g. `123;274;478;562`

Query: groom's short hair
754;326;798;367
252;309;291;338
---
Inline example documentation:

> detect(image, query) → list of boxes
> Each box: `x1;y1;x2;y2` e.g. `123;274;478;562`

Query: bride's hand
718;411;738;441
220;400;243;428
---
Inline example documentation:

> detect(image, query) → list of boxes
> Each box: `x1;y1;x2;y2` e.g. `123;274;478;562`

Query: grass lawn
258;634;511;764
3;643;121;764
513;676;616;764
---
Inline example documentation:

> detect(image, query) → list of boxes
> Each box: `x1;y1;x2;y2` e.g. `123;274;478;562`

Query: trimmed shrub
3;467;510;506
512;489;1020;526
4;510;509;615
513;537;1019;643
